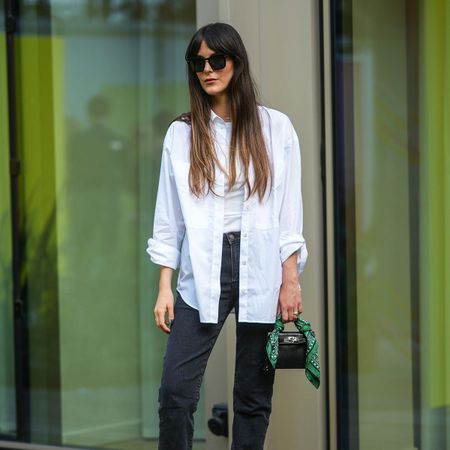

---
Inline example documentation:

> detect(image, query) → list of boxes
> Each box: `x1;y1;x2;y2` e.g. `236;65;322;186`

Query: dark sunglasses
187;54;229;73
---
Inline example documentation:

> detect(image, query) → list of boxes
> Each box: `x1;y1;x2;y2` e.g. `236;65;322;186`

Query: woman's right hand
154;287;174;333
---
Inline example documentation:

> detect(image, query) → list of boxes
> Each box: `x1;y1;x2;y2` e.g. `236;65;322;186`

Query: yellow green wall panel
421;0;450;410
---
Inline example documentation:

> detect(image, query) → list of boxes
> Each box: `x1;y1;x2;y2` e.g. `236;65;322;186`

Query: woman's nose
203;60;213;72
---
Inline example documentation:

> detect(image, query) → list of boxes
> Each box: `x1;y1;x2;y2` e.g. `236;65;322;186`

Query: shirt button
243;233;248;238
242;260;247;265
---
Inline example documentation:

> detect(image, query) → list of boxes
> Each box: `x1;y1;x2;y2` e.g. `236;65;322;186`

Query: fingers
297;290;303;315
292;298;303;321
279;295;303;323
167;302;174;322
154;305;171;334
291;288;303;321
281;306;289;323
154;290;174;333
285;307;298;322
281;307;299;322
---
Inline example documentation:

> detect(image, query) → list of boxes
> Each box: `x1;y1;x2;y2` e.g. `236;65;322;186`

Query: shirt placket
222;121;250;321
210;119;226;322
239;196;250;321
238;148;256;322
209;116;255;323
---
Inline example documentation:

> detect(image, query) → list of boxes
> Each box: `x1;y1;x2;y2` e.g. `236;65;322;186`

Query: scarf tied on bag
266;314;320;389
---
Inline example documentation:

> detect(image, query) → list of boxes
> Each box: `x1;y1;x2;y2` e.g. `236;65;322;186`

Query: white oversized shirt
146;106;307;323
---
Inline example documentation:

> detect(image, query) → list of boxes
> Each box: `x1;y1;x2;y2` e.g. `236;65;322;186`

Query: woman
147;22;307;450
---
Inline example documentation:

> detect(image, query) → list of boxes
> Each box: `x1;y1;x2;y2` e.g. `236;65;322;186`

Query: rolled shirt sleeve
146;125;185;270
279;120;308;273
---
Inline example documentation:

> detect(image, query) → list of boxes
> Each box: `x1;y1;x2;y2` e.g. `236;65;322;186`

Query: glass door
1;1;202;448
330;0;450;448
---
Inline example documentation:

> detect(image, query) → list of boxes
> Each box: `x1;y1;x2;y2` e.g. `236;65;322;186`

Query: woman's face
195;41;234;99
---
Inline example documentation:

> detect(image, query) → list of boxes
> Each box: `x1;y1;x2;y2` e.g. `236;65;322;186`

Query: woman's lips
205;79;217;84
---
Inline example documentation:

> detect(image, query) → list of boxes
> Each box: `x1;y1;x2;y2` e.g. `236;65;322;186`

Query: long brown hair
177;22;272;201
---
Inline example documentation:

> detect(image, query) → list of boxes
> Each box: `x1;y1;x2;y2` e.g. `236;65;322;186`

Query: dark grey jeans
158;231;275;450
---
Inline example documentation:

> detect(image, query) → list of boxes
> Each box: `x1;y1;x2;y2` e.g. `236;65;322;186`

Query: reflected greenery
3;0;197;446
18;0;195;34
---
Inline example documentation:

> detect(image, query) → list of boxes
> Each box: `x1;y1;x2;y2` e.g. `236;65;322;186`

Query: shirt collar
210;109;232;126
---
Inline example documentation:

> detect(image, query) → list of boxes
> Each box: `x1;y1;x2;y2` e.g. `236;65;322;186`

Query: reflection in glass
13;0;198;448
332;0;450;449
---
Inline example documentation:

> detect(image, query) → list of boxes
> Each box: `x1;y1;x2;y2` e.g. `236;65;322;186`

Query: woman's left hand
277;281;303;322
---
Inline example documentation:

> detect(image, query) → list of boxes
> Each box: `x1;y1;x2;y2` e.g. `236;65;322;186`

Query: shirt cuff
280;233;308;274
146;238;181;270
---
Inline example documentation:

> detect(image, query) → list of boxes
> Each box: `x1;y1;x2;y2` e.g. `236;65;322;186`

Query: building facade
0;1;448;449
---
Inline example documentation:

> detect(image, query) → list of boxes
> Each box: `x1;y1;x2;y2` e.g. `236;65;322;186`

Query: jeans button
229;233;235;241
